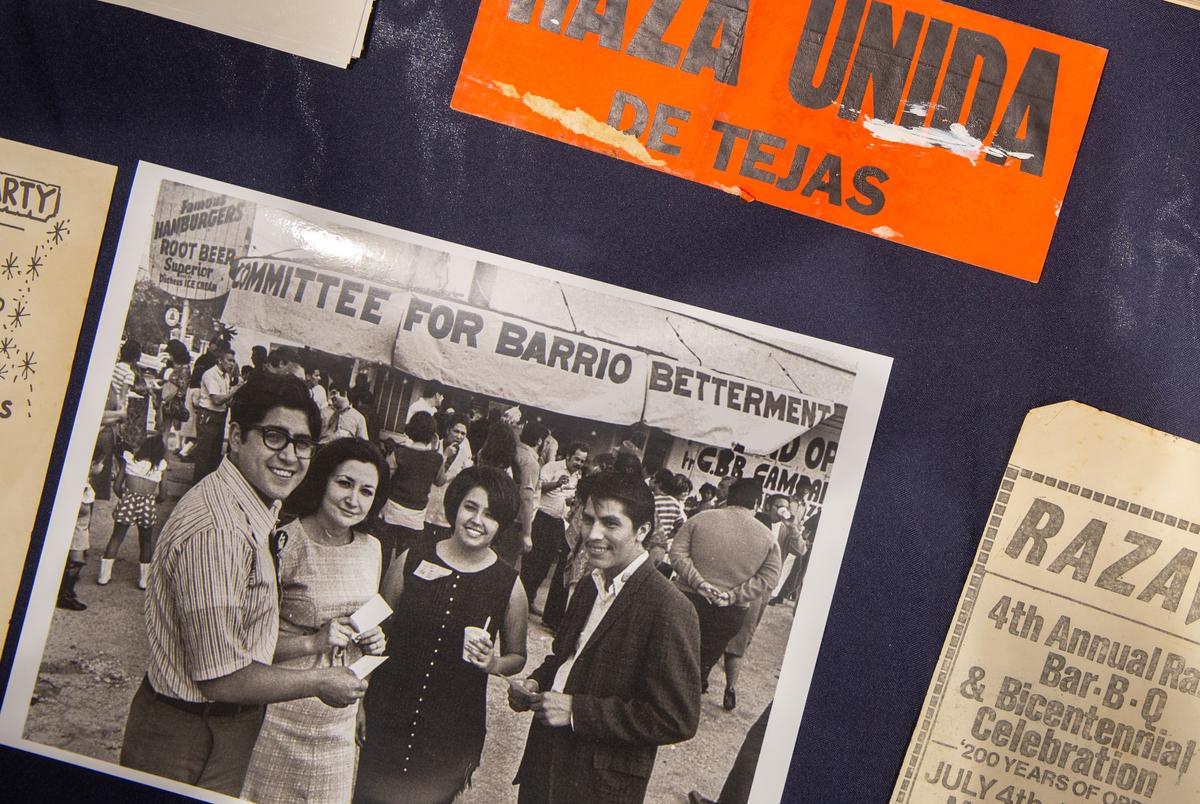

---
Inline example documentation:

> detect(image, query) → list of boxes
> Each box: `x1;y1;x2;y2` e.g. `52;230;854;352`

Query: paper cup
462;626;490;663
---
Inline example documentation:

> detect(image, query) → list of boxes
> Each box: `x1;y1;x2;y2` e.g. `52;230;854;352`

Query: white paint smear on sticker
872;225;902;240
492;81;667;168
863;119;1033;166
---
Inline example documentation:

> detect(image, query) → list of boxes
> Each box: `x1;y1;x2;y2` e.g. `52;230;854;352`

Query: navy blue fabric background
2;1;1198;800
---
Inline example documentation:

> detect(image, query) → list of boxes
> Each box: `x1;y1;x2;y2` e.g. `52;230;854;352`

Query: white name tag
413;560;452;581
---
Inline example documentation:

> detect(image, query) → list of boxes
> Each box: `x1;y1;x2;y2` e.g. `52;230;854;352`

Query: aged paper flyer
893;402;1200;804
0;139;116;645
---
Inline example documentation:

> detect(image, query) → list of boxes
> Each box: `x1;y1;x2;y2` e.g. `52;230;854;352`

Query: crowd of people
54;332;823;804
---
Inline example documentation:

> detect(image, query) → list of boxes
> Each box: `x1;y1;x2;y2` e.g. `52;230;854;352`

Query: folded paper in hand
349;594;392;634
349;654;388;680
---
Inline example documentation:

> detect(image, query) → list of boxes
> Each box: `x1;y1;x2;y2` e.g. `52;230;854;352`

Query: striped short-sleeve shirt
110;361;135;406
144;457;282;702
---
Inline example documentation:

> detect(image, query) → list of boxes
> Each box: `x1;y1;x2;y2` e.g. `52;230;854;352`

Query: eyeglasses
247;425;316;459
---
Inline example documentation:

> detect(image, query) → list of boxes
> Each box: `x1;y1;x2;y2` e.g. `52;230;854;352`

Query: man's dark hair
118;339;142;365
699;482;717;499
405;411;438;444
229;373;321;441
425;381;447;399
582;469;655;531
285;437;390;523
564;441;589;460
444;465;520;532
444;412;470;434
328;380;349;396
250;345;268;365
612;451;643;478
727;477;763;510
520;422;550;448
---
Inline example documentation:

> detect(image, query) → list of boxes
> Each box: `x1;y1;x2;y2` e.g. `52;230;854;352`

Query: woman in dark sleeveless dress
355;466;529;804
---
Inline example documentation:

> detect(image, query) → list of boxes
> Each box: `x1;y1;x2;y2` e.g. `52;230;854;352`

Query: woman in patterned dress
354;465;529;804
241;438;390;804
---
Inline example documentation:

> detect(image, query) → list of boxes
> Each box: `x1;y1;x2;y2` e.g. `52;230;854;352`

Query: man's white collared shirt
551;550;651;693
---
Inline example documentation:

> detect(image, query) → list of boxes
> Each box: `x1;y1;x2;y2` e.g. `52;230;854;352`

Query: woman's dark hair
652;467;674;489
404;411;438;444
119;339;142;365
285;437;391;523
134;434;167;465
444;465;519;532
165;339;190;366
229;373;321;442
477;420;517;469
699;482;717;498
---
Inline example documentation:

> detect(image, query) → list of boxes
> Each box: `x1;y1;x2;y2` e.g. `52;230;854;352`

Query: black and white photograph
0;163;889;803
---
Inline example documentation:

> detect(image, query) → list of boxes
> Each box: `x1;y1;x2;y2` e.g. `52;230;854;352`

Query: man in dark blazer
509;469;702;803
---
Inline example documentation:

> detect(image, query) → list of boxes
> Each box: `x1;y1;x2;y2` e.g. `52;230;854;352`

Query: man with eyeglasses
120;373;368;796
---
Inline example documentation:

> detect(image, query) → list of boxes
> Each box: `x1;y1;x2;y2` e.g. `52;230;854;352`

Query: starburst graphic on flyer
0;336;12;358
18;351;36;381
47;220;69;245
26;248;42;280
7;299;27;328
1;253;16;280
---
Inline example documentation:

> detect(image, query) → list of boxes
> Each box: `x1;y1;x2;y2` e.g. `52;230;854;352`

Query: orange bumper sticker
452;0;1107;282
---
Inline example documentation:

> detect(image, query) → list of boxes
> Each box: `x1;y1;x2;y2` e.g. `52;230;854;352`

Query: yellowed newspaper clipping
893;402;1200;804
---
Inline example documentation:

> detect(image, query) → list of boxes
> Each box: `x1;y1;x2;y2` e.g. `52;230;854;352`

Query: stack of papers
99;0;375;68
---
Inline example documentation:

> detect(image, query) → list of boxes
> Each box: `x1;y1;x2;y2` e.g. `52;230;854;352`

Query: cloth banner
392;291;647;425
223;257;405;363
644;358;834;453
